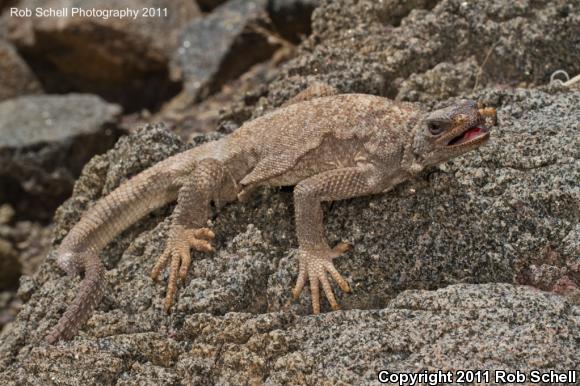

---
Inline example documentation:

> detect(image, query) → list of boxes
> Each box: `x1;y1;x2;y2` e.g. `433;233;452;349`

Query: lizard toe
292;258;307;300
178;249;192;282
329;241;352;259
165;250;182;312
192;227;215;240
324;260;351;293
185;228;216;253
308;263;321;314
190;238;214;253
318;269;339;311
150;250;171;281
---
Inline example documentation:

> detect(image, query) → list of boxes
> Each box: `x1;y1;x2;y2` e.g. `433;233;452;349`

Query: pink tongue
463;127;483;140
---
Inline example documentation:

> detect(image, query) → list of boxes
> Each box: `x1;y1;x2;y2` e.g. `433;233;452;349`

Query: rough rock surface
2;0;201;111
0;204;53;330
0;87;577;383
395;57;481;103
170;0;279;106
0;39;42;101
0;2;578;382
0;94;121;218
256;0;580;110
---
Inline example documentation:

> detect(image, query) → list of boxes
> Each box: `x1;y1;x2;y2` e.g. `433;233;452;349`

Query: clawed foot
292;242;352;313
150;225;215;311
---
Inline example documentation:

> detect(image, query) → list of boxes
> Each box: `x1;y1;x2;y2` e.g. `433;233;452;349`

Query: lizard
44;85;496;344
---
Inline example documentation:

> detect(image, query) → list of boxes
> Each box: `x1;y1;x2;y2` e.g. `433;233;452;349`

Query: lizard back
233;94;419;187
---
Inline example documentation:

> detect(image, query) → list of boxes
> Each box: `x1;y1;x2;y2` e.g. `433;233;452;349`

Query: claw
152;226;215;311
293;246;351;314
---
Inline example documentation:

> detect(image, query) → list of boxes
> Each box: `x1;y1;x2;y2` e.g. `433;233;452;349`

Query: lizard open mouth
447;125;490;146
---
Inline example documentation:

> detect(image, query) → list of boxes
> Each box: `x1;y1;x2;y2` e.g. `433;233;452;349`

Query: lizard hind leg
149;158;229;312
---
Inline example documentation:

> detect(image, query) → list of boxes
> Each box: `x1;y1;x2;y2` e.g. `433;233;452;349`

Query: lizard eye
427;122;444;135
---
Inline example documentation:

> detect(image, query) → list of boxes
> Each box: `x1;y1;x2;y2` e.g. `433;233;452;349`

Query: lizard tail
45;253;105;344
45;159;181;344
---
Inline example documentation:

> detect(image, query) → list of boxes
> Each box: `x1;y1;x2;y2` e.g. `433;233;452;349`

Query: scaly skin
46;85;495;343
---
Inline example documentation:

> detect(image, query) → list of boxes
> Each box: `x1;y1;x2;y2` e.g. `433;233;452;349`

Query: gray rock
0;94;121;218
0;88;578;383
3;0;201;111
171;0;278;104
1;283;577;383
396;57;480;102
0;0;577;382
0;39;42;102
262;0;580;107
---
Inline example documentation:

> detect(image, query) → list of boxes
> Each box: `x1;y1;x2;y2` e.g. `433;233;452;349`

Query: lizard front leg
292;164;384;313
150;158;228;311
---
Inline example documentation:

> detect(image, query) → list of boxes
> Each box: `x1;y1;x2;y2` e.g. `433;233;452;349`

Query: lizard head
410;100;494;169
